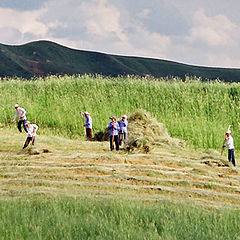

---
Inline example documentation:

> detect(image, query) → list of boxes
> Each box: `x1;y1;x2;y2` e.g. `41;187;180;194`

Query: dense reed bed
1;75;240;149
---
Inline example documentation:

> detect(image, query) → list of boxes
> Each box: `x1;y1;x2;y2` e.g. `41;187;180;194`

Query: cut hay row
0;158;238;180
0;161;239;183
0;167;239;193
1;171;240;195
1;176;240;206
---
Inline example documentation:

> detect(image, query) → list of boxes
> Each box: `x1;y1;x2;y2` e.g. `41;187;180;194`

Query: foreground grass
1;75;240;150
0;197;239;240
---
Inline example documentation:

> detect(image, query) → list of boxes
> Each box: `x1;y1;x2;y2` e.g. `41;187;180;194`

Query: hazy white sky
1;0;240;68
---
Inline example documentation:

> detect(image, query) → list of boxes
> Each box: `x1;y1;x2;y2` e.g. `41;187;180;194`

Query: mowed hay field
0;75;240;239
0;128;239;205
0;128;240;239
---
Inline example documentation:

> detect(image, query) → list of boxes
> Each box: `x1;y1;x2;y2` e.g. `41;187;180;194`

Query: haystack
94;109;185;153
126;109;185;152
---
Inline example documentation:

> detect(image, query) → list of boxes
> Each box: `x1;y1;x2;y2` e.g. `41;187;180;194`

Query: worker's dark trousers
86;128;92;138
119;132;127;146
228;149;236;166
23;137;35;149
18;120;28;133
110;135;119;151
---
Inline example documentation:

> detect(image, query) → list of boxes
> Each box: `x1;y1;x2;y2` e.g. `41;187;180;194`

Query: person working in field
81;112;92;138
108;116;120;151
119;115;128;146
10;104;28;133
222;130;236;166
23;121;39;149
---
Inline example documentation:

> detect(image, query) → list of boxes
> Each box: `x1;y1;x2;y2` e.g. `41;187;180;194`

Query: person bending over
23;121;39;149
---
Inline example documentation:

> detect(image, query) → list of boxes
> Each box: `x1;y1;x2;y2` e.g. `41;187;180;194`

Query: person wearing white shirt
223;130;236;166
23;121;39;149
10;104;28;133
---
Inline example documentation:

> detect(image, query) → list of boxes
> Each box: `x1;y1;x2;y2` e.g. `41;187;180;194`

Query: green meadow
1;75;240;149
0;198;239;240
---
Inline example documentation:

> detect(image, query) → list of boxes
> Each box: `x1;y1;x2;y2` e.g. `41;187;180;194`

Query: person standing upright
81;112;92;138
223;130;236;166
108;116;120;151
10;104;28;133
119;115;128;146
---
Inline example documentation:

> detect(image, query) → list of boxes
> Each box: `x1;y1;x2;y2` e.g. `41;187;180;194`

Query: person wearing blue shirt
108;116;120;151
81;112;92;138
119;115;128;146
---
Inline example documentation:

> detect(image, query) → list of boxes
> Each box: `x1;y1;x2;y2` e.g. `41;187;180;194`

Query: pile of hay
126;110;185;152
94;109;185;153
94;129;109;142
21;146;40;155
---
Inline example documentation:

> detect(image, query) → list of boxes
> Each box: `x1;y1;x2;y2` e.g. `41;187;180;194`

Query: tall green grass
0;197;239;240
1;75;240;149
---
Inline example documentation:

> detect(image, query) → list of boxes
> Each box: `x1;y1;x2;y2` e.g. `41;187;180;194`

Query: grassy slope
0;128;239;206
1;40;240;81
0;128;240;239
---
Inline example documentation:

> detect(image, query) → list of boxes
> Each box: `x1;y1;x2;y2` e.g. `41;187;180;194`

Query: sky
1;0;240;68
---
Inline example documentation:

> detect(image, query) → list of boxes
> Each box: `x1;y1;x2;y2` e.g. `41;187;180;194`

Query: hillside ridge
1;40;240;81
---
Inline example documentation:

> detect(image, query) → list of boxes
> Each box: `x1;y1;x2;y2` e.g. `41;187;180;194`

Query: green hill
0;40;240;81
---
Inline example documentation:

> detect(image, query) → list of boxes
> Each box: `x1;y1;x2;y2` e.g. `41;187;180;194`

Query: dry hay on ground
0;123;7;129
201;149;231;167
93;130;109;142
21;146;40;155
21;147;52;155
94;109;185;153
